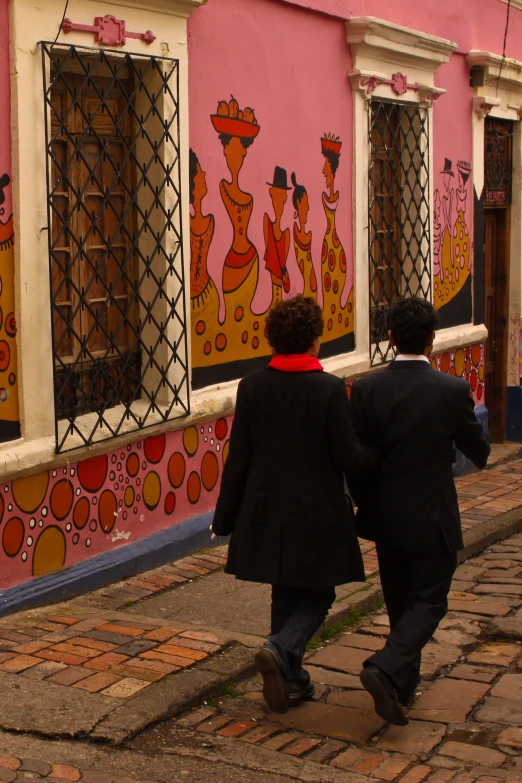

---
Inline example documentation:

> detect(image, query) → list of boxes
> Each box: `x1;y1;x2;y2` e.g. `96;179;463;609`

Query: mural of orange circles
479;364;485;382
99;489;117;534
143;471;161;511
73;497;90;530
144;434;166;464
168;452;186;489
78;454;108;493
223;440;230;466
124;486;135;508
50;479;74;521
127;452;140;478
201;451;219;492
2;517;24;557
187;472;201;505
471;344;481;367
12;471;49;514
32;526;66;578
183;426;199;457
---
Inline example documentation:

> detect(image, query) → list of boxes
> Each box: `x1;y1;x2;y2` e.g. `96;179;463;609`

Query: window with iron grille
368;101;431;364
42;43;189;453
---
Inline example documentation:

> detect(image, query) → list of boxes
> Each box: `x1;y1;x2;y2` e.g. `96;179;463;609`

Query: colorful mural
0;0;20;442
0;418;231;590
189;108;355;388
430;343;485;405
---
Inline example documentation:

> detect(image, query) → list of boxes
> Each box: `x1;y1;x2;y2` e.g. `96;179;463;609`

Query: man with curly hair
212;295;378;714
351;297;490;726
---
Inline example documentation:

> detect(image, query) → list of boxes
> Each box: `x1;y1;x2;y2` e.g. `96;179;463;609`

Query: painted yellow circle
479;364;485;382
124;486;135;508
12;471;49;514
454;348;465;378
32;526;66;578
183;426;199;457
223;440;230;466
143;471;161;511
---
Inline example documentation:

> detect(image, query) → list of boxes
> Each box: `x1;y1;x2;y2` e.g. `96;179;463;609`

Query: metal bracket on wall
62;15;155;46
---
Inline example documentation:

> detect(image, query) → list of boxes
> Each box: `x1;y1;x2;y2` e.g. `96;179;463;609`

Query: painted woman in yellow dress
434;158;471;309
320;135;353;344
291;173;317;301
207;97;269;362
189;149;220;368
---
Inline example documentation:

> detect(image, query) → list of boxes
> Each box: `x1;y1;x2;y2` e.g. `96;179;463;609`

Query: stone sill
0;323;488;482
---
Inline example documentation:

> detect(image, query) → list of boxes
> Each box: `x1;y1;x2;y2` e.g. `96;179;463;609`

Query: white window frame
2;0;203;475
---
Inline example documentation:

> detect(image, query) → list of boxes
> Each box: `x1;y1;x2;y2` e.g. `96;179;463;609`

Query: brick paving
159;530;522;782
0;614;227;696
0;754;161;782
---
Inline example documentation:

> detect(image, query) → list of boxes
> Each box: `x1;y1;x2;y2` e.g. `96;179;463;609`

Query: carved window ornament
62;15;155;46
347;17;456;105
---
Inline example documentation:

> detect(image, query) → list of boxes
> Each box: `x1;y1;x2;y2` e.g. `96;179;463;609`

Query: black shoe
254;647;289;714
360;665;408;726
399;691;417;708
289;682;315;708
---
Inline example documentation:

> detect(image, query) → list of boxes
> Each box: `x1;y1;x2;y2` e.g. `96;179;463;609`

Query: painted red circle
78;454;108;493
470;369;478;392
168;452;186;489
3;517;24;558
99;489;117;534
165;491;176;515
5;313;16;339
215;418;228;441
50;479;74;521
0;340;10;372
126;453;140;478
201;451;219;492
144;434;166;464
440;353;451;374
204;341;212;355
196;321;206;335
73;497;90;530
187;472;201;505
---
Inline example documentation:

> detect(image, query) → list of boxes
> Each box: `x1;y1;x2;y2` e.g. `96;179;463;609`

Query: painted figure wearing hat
320;134;353;343
291;172;317;301
264;166;291;307
434;158;472;310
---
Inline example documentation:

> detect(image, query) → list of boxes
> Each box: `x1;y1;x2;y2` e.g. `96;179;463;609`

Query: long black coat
350;360;490;554
212;368;378;587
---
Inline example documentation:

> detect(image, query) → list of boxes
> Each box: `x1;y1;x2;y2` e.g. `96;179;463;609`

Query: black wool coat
212;367;379;588
350;360;490;554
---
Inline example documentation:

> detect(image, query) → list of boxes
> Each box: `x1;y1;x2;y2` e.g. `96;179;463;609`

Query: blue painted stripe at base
507;386;522;443
453;404;488;477
0;511;216;619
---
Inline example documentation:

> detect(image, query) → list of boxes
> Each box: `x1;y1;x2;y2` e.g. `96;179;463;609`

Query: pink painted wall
278;0;522;60
188;0;355;387
0;0;11;223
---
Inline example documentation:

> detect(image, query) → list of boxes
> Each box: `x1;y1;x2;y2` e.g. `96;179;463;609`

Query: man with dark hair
350;297;490;726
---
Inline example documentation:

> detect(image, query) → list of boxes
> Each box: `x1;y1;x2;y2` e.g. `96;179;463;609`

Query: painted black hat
267;166;291;190
441;158;454;176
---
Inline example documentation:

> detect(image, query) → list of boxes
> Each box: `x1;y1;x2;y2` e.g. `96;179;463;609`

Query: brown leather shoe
360;665;408;726
255;647;289;714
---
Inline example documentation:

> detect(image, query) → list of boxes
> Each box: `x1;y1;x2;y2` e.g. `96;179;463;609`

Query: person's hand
209;524;217;541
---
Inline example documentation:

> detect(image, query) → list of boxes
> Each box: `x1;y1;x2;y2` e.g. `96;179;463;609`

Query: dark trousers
366;543;457;702
268;585;335;694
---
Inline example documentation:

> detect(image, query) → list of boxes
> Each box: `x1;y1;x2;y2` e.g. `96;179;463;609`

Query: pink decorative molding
62;15;156;47
359;72;420;97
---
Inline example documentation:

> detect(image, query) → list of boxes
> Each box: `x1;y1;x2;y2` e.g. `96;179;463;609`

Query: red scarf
269;354;323;372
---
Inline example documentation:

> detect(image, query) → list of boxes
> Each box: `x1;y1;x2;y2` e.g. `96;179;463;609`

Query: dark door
484;208;510;442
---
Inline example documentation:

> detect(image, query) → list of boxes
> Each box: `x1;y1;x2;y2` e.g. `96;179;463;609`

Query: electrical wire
496;0;512;95
52;0;70;46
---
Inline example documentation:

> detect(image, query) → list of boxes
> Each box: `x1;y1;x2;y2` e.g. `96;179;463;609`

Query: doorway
483;117;513;443
484;208;509;442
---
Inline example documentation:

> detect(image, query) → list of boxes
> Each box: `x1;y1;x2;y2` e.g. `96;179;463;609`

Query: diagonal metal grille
42;43;189;453
368;101;431;364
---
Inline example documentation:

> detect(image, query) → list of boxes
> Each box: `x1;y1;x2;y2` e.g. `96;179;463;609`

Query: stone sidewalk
137;531;522;783
0;454;520;747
